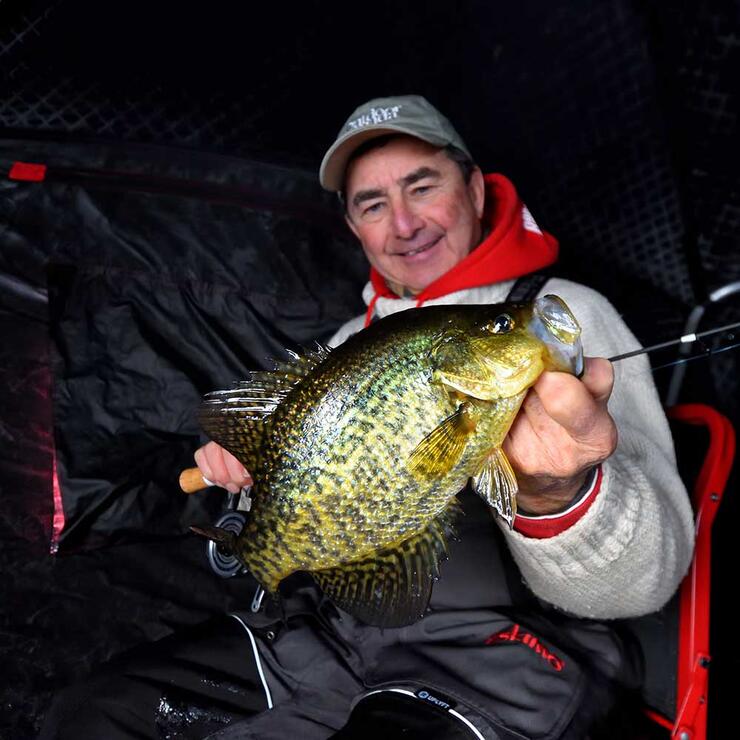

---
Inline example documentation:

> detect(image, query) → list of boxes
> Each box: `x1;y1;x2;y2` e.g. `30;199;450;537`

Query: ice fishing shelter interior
1;1;738;737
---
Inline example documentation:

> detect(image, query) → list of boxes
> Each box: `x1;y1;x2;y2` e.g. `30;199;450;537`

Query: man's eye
412;185;433;196
484;314;515;334
363;202;385;216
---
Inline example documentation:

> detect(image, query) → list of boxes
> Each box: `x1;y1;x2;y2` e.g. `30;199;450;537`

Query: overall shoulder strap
505;271;551;303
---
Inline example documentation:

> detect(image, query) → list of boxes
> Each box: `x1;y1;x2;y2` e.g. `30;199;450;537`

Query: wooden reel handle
179;467;212;494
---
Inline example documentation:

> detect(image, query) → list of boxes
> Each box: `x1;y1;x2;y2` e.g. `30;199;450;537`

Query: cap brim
319;124;449;192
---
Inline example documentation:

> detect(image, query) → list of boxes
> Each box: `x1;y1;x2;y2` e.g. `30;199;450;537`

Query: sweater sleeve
497;279;695;619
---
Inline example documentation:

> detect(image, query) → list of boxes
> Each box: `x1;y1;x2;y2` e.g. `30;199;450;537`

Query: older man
199;95;693;619
43;96;694;740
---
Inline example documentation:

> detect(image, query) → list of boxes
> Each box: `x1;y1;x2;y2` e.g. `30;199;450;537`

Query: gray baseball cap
319;95;471;192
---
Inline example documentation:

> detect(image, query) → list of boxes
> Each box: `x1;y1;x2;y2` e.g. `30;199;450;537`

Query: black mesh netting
0;0;738;737
1;1;737;309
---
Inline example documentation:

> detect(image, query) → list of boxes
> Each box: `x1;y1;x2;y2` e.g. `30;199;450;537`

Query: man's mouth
396;235;442;258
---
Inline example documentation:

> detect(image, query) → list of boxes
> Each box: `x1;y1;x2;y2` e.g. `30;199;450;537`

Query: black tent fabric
1;138;367;551
0;0;738;737
0;139;368;737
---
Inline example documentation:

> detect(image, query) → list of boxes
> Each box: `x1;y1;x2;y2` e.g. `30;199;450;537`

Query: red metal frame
644;403;735;739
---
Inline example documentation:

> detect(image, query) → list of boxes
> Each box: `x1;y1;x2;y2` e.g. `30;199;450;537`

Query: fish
193;294;583;627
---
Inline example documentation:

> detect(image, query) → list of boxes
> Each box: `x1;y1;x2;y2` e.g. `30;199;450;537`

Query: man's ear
469;167;486;219
345;212;361;240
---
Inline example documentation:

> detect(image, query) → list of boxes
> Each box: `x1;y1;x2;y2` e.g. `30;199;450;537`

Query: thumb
580;357;614;407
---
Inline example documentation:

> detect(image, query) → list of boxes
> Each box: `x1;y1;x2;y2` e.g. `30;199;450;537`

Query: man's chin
391;272;443;296
379;261;451;297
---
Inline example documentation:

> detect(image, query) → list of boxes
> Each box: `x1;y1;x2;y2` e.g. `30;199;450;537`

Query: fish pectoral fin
472;447;519;528
312;502;460;628
408;403;477;481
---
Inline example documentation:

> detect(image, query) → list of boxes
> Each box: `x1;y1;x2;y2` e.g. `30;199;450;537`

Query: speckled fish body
196;295;582;627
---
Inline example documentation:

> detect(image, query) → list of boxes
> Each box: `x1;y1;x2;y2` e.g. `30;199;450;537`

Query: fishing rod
608;321;740;369
648;339;740;372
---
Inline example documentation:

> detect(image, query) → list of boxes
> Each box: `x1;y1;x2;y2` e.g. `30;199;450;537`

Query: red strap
9;161;47;182
364;293;381;328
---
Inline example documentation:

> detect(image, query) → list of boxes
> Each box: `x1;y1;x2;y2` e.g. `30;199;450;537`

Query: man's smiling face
343;136;485;295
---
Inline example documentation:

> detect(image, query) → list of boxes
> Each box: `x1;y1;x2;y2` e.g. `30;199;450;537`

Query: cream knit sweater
329;277;695;620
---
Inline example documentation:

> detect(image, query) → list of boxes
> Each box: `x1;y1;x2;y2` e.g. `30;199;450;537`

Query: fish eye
484;314;515;334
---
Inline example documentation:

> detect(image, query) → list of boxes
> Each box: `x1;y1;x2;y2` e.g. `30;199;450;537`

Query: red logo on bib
485;623;565;672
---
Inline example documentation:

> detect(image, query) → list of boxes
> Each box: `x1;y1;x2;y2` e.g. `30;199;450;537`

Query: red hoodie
364;173;559;326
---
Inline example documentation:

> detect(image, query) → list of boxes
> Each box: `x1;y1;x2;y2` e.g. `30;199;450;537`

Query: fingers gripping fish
192;295;583;628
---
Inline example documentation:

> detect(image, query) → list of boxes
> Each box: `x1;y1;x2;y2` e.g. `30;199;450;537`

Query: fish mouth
394;235;442;258
531;295;584;376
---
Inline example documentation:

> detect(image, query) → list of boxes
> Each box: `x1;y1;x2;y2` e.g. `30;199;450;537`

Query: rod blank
609;321;740;363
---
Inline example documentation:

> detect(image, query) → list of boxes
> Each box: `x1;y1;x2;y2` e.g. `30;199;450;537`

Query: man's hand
503;357;617;515
194;441;253;493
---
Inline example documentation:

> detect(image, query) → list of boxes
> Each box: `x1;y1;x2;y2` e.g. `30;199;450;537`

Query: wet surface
155;694;233;739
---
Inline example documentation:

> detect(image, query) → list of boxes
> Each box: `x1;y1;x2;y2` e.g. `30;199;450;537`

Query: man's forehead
344;137;450;194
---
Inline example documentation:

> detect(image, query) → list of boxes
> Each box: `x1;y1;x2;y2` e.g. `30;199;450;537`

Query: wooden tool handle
179;467;211;494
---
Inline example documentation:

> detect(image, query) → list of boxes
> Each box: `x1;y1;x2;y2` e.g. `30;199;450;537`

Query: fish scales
196;297;583;627
247;327;457;584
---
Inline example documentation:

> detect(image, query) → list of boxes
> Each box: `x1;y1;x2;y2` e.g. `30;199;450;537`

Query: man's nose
391;200;424;239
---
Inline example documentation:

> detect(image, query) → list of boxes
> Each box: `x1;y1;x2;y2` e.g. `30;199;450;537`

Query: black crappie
194;295;583;627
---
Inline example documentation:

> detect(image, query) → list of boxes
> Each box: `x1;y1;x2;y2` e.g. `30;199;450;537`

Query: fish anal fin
312;502;460;628
472;447;518;528
408;403;477;481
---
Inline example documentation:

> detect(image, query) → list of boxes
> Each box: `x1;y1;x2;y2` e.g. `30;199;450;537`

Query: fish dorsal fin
408;402;477;481
272;342;332;378
197;378;281;470
472;447;518;528
197;344;331;469
312;501;460;628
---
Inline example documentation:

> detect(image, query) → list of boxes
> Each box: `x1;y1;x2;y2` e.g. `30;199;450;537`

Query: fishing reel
205;485;265;612
205;485;251;577
207;510;247;578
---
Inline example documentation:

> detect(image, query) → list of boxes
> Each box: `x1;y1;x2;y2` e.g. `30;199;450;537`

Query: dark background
0;0;738;737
